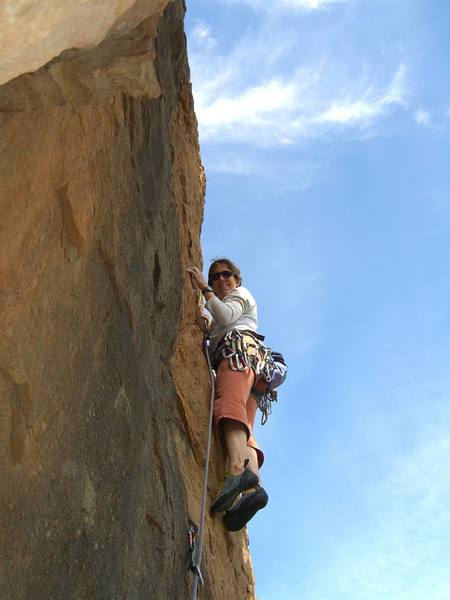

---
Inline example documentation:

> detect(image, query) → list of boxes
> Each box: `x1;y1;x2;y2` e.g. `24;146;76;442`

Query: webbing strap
190;335;215;600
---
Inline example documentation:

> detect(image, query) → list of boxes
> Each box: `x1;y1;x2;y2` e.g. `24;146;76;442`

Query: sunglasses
210;270;235;281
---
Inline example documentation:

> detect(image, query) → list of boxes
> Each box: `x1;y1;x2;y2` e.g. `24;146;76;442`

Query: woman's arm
205;291;247;326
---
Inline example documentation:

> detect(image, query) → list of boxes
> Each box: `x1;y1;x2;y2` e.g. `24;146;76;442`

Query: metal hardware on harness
253;388;277;425
213;329;278;425
217;330;266;374
187;521;204;587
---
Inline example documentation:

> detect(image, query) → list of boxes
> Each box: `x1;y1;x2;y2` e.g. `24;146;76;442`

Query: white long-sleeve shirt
205;286;258;351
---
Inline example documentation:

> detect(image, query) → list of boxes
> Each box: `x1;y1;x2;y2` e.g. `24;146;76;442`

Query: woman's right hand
187;266;208;291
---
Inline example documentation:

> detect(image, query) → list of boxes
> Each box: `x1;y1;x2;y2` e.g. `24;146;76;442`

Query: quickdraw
252;387;278;426
187;521;204;587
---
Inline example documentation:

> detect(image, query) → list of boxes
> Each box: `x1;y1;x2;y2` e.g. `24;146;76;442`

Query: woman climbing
187;258;269;531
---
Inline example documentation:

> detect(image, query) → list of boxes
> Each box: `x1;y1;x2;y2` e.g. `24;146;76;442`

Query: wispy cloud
222;0;355;11
204;144;322;192
189;20;217;50
329;432;450;600
206;154;253;175
190;32;409;146
327;302;450;597
317;65;408;124
415;108;431;125
187;5;412;152
279;0;356;8
195;78;297;142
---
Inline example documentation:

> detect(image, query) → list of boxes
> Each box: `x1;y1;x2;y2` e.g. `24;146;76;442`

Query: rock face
0;2;256;598
0;0;168;87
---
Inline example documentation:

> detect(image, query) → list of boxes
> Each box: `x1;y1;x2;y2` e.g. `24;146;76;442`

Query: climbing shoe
210;468;259;513
223;486;268;532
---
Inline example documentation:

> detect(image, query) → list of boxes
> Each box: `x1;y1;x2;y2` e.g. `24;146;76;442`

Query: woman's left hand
187;266;208;290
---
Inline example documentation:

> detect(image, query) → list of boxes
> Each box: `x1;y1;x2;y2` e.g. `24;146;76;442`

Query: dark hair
208;258;242;286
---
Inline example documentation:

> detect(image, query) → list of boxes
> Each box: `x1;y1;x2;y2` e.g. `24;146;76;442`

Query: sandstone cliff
0;2;256;598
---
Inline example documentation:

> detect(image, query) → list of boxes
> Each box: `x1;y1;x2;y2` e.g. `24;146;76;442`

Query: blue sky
185;1;450;598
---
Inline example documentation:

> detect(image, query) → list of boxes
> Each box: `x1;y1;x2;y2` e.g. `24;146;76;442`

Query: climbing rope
190;335;215;600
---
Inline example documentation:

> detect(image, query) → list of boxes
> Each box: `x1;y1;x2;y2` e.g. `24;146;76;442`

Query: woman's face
210;262;239;300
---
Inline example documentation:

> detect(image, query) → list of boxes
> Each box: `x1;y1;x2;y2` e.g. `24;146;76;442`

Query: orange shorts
214;359;264;468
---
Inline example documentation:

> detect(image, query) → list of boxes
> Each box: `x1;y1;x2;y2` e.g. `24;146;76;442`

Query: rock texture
0;1;256;598
0;0;168;86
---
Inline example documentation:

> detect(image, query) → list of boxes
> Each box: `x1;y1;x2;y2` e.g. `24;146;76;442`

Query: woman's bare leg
222;419;260;480
244;446;259;479
222;418;247;475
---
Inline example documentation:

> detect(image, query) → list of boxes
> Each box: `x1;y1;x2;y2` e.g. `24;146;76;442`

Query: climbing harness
214;329;287;425
189;334;215;600
215;329;270;377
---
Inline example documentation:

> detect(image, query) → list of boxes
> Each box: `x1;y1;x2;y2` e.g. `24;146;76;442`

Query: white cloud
222;0;355;11
316;64;408;125
187;9;413;161
206;151;321;193
189;20;217;50
280;0;354;8
206;156;253;175
191;32;409;146
196;78;297;133
188;12;410;148
415;108;431;125
318;100;383;124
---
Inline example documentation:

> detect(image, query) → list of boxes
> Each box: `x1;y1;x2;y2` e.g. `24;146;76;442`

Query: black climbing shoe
223;486;268;531
210;468;259;513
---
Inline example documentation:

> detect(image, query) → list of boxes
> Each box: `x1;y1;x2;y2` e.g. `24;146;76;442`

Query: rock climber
187;258;268;531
